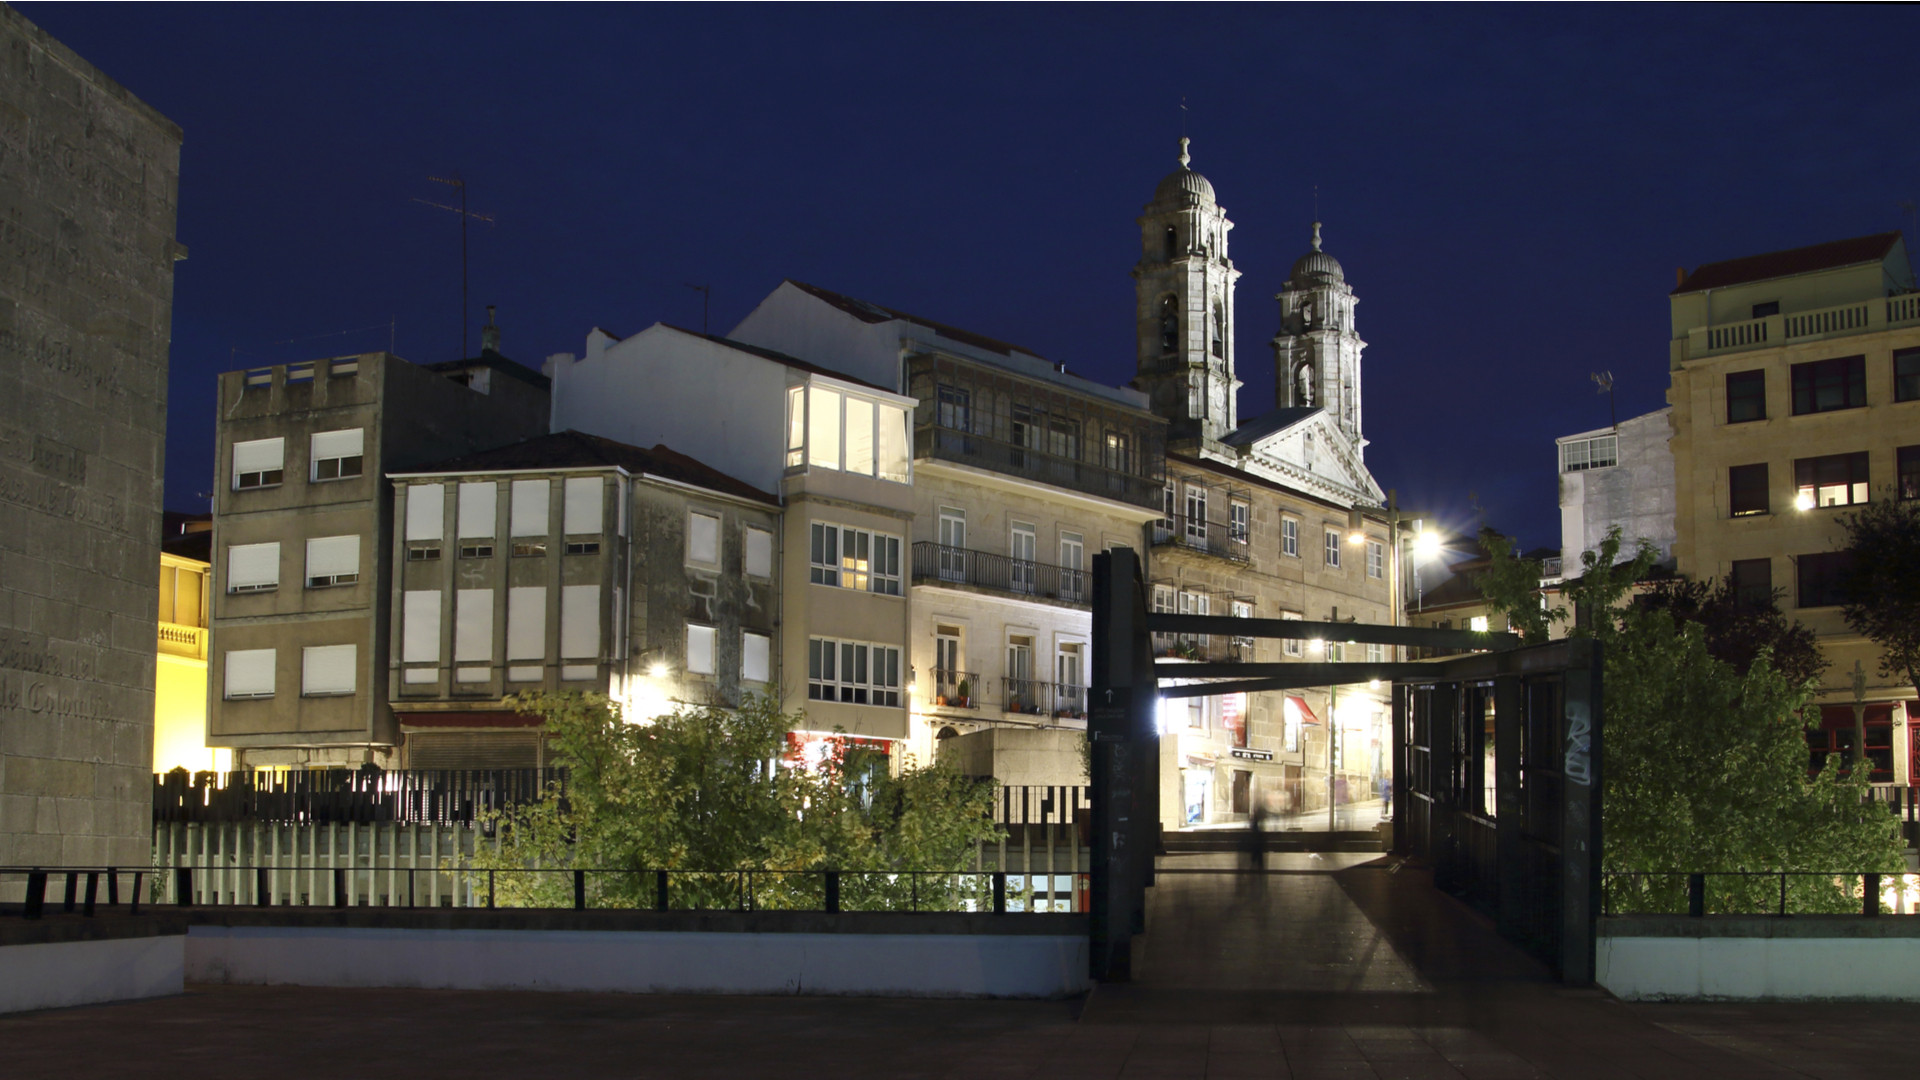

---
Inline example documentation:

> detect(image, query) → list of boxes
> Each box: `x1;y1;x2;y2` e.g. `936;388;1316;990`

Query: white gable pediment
1232;411;1384;507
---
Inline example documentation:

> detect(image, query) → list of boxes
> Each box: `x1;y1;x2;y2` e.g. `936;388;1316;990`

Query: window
937;509;966;581
1103;432;1131;474
1729;463;1769;517
1367;541;1384;579
745;527;774;577
565;541;599;556
226;542;279;593
563;476;603;535
1324;529;1341;568
223;648;275;699
1047;416;1080;460
786;386;807;468
1469;615;1490;633
1797;551;1854;608
1726;370;1766;423
458;482;496;539
1751;300;1780;319
1010;522;1036;594
1159;295;1179;353
232;437;284;490
1327;642;1345;662
510;479;549;537
560;585;600;661
301;644;356;697
937;385;971;433
1730;558;1773;609
845;396;875;475
406;484;444;541
1060;532;1085;601
1281;518;1298;558
807;638;901;707
305;535;359;588
309;429;364;482
512;541;546;558
1185;486;1207;542
1366;642;1385;663
507;586;545;661
1794;452;1869;509
330;358;358;378
1229;502;1249;544
808;523;900;595
1897;348;1920;403
688;511;720;566
454;589;493;662
1157;485;1175;539
1164;225;1177;261
1791;355;1866;415
809;387;841;470
743;631;771;683
287;362;314;384
1282;612;1303;657
1561;435;1618;472
1900;446;1920;501
403;591;441;663
409;544;442;561
1230;599;1254;649
1211;299;1225;358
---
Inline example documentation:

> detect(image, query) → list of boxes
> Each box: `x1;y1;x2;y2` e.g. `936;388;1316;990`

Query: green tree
1478;527;1903;913
1839;498;1920;704
1637;576;1828;687
469;691;1002;910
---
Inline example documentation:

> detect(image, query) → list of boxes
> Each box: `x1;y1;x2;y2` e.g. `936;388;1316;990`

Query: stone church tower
1273;223;1367;457
1132;138;1242;448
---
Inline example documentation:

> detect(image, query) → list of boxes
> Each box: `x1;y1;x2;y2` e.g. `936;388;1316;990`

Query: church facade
1132;141;1397;828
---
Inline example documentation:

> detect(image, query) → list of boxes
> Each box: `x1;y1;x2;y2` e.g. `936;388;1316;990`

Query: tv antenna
1591;370;1616;428
413;175;495;359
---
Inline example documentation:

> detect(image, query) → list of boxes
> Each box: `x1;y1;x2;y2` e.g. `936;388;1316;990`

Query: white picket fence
151;821;484;907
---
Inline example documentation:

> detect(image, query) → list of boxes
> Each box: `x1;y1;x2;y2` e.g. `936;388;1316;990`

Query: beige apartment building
1668;232;1920;783
208;343;549;768
384;431;780;767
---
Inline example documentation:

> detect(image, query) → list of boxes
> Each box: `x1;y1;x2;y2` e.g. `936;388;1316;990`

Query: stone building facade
0;8;183;867
1557;407;1678;571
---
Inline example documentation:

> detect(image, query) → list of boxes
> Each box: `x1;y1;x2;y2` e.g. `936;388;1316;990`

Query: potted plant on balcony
955;678;971;708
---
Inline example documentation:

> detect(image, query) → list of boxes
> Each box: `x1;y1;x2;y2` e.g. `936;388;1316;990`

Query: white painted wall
186;925;1089;999
729;283;906;392
1598;932;1920;1001
0;936;184;1014
1558;407;1676;571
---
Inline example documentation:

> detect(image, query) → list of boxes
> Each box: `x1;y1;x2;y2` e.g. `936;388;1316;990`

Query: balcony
911;542;1090;607
1688;293;1920;360
1151;633;1253;664
1001;677;1087;721
928;668;980;710
158;622;207;661
1151;514;1250;563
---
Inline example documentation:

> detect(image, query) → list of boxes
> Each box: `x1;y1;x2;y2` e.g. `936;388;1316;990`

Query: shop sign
1230;748;1274;761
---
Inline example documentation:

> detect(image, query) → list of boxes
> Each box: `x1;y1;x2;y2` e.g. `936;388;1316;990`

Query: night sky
23;4;1920;550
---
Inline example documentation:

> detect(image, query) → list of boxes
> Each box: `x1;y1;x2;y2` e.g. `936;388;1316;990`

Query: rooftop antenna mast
1591;370;1616;429
414;175;496;359
683;283;711;335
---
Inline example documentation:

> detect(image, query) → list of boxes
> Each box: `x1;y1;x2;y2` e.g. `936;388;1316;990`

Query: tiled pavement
3;853;1917;1078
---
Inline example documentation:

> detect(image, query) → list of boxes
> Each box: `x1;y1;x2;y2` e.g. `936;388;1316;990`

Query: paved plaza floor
4;853;1918;1078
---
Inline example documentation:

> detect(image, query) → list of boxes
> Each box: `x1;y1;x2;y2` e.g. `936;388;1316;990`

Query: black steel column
1427;682;1458;889
1089;547;1148;982
1560;638;1602;986
1390;683;1409;855
1493;672;1525;938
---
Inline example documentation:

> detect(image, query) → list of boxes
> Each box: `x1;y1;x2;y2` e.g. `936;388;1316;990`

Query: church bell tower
1132;138;1242;448
1273;222;1367;457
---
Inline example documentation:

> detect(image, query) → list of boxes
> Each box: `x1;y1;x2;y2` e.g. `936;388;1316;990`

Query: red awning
1287;695;1321;726
396;711;544;729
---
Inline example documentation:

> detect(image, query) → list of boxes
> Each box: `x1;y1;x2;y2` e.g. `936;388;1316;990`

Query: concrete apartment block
0;8;183;867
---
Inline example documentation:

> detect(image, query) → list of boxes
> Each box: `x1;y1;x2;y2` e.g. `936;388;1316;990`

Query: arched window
1159;296;1179;354
1210;300;1225;358
1164;226;1178;261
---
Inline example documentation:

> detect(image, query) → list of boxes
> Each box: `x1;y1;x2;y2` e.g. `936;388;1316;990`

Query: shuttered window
686;624;715;675
561;585;600;659
232;437;284;489
688;511;719;565
745;527;773;578
227;542;279;592
301;644;356;696
454;589;494;662
309;428;364;481
458;482;497;538
403;590;441;663
510;479;549;537
743;631;771;683
224;649;276;699
406;732;542;770
507;586;545;660
305;535;359;587
564;476;603;534
406;484;445;541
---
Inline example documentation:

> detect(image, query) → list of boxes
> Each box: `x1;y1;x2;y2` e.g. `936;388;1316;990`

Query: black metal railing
991;785;1090;826
998;677;1086;719
1151;514;1250;562
911;543;1089;606
913;426;1162;510
929;668;981;709
153;768;565;825
1150;633;1253;663
0;865;1086;916
1601;870;1920;917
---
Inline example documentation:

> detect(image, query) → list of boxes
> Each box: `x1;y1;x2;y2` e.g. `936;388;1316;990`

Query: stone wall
0;8;182;867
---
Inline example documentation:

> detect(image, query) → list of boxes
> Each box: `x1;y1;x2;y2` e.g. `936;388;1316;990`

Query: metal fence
153;768;565;825
911;542;1089;606
1602;871;1920;917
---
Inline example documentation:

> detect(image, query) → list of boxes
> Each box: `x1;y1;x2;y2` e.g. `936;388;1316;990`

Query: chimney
1675;267;1685;289
481;304;501;354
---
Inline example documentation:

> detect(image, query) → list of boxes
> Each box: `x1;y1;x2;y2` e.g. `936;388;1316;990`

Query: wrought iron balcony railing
1150;514;1250;563
928;668;980;709
911;542;1090;606
1001;677;1087;720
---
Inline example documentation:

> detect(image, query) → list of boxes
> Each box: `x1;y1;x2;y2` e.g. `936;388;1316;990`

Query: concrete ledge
183;906;1086;936
186;924;1090;998
1599;919;1920;1000
0;934;184;1014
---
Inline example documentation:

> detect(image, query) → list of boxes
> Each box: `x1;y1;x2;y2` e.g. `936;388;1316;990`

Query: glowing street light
1413;529;1443;562
648;661;670;679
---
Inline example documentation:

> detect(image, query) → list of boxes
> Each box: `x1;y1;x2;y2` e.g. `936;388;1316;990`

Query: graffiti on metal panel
1564;709;1592;786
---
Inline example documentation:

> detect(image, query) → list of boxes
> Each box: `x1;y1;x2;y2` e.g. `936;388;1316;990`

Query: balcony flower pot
935;695;948;707
956;679;971;701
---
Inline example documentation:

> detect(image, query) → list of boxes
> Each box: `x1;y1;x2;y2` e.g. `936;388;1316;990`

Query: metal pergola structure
1088;546;1602;985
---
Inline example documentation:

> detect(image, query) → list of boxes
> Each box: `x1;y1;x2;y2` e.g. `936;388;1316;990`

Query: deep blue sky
25;4;1920;549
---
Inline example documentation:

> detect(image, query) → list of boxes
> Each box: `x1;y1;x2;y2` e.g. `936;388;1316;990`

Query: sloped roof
424;348;551;389
1673;232;1902;295
1222;406;1320;447
392;430;778;506
785;280;1043;360
657;324;894;394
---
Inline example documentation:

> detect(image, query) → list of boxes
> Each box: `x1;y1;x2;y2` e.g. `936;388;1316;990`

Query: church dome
1152;138;1215;205
1290;222;1344;285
